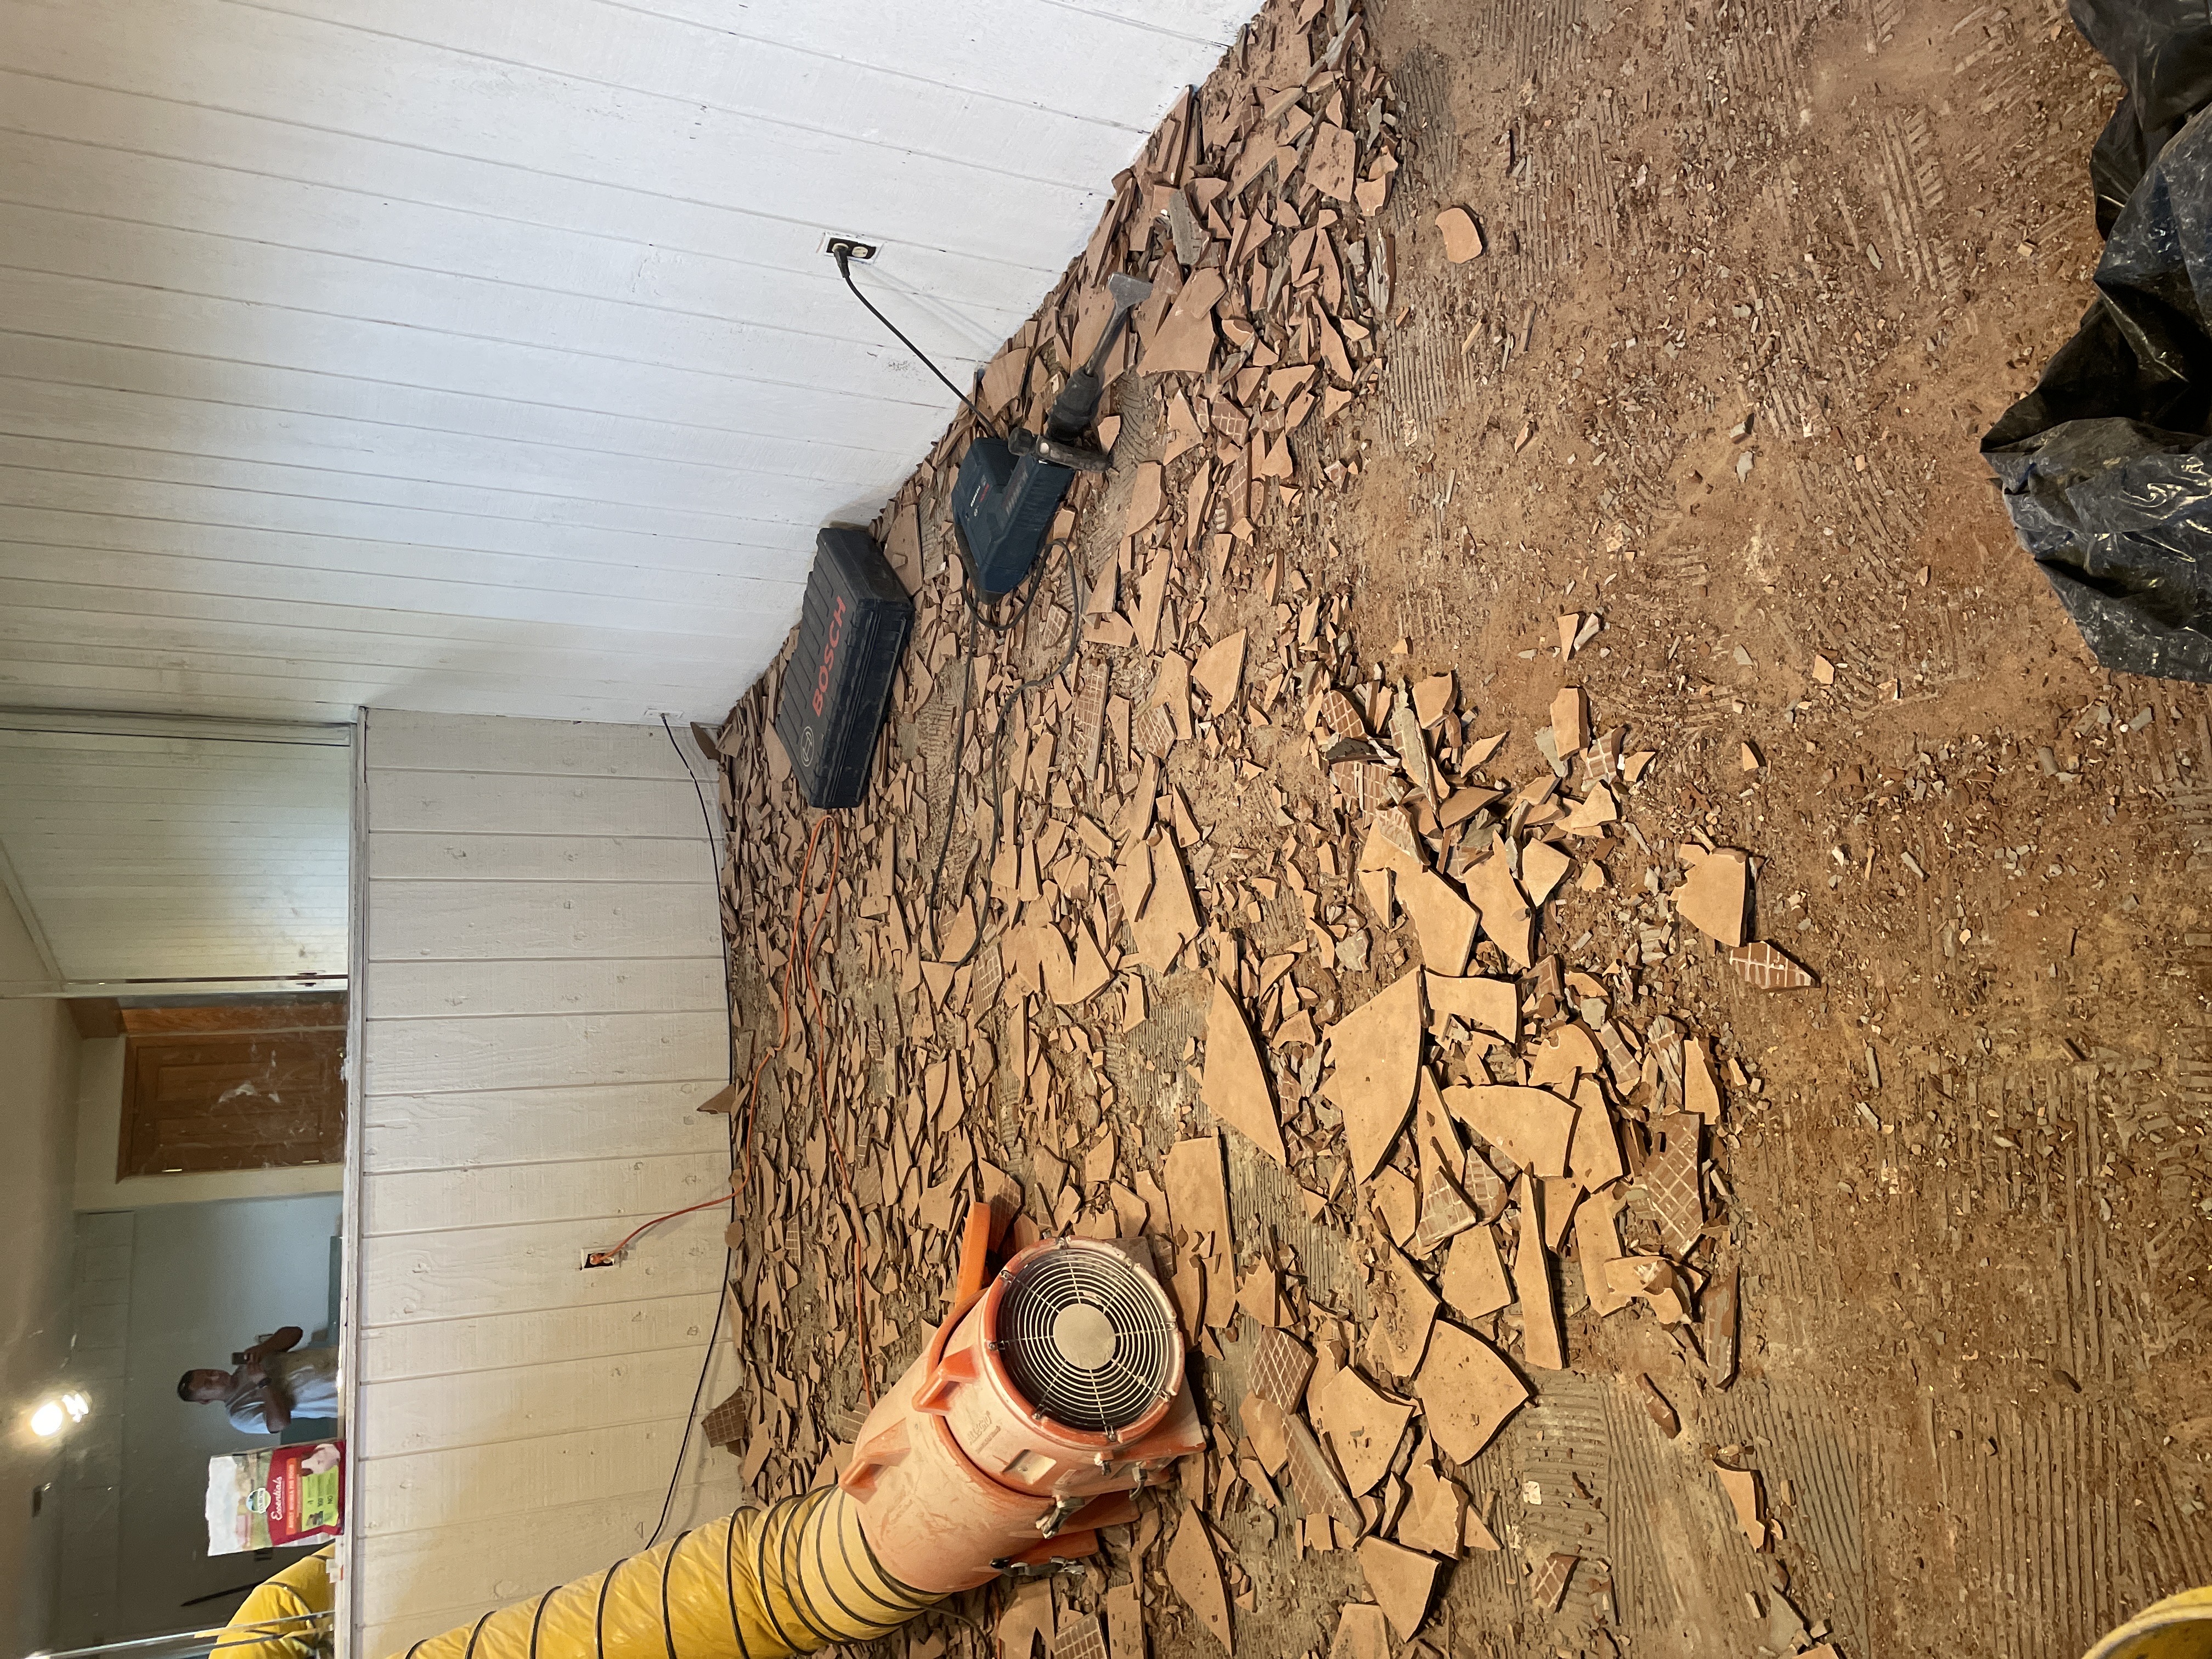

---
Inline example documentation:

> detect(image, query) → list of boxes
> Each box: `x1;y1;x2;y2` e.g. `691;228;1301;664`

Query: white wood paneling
0;0;1256;724
356;711;742;1650
355;1296;723;1384
362;955;725;1019
354;1472;747;1659
0;716;350;986
363;1080;728;1170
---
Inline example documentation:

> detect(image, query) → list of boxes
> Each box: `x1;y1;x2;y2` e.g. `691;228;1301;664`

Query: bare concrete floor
708;1;2212;1655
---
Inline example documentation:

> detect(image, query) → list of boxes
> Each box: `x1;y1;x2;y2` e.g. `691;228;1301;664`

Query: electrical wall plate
822;233;879;261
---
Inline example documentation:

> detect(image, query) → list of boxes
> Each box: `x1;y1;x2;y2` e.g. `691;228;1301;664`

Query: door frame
338;706;369;1659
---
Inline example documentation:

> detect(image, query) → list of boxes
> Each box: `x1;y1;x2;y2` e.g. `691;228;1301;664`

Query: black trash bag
1981;0;2212;684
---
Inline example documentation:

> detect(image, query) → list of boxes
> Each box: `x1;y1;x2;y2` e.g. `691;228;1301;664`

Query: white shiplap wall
0;0;1254;725
354;711;743;1655
0;713;351;990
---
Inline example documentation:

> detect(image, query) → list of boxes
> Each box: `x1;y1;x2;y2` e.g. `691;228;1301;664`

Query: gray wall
55;1193;341;1646
0;887;82;1654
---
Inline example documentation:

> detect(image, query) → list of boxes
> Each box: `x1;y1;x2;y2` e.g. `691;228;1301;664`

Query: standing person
178;1325;337;1435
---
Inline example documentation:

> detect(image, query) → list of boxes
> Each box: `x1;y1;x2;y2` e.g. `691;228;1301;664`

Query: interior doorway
0;710;356;1653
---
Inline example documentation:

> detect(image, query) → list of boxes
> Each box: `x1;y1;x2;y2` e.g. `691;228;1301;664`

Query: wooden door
117;1005;346;1177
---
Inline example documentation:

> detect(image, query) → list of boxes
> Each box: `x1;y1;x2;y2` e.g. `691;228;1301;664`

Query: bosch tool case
773;526;913;809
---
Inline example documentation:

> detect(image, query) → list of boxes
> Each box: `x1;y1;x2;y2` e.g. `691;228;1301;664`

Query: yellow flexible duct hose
2084;1586;2212;1659
222;1546;333;1659
390;1487;941;1659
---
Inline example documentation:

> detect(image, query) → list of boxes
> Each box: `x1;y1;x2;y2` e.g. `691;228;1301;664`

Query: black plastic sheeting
1982;0;2212;684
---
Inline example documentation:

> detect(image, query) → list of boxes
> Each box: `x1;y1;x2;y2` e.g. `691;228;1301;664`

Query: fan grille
994;1244;1178;1434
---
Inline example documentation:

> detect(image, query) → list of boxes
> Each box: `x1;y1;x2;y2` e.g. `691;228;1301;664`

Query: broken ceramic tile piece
1520;838;1571;906
1513;1176;1566;1369
1193;630;1248;710
1565;1079;1623;1192
1398;870;1479;975
1706;1245;1741;1388
1713;1463;1768;1550
1441;1084;1578;1177
1322;969;1426;1181
1412;1322;1528;1464
1412;673;1455;726
1460;850;1534;969
1285;1410;1364;1531
1328;1604;1390;1659
1675;848;1751;946
1311;1364;1413;1496
1357;1536;1442;1640
1366;1242;1439;1377
1395;1464;1466;1559
1165;1134;1234;1257
1529;1551;1578;1612
1728;940;1817;989
1251;1325;1317;1412
1525;1023;1600;1093
1391;699;1438;800
1562;783;1618;836
1440;1224;1511;1319
997;1578;1054;1659
1574;1187;1631;1316
1550;687;1588;752
1166;1504;1233;1651
1201;975;1288;1165
1684;1033;1724;1122
1424;972;1517;1043
1643;1114;1704;1256
1635;1373;1680;1437
1435;205;1484;263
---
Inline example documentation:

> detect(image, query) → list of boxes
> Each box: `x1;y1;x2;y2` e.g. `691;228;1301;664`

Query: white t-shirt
225;1347;340;1434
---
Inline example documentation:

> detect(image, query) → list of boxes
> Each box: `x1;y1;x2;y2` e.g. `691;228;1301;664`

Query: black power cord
647;713;741;1550
836;249;1000;440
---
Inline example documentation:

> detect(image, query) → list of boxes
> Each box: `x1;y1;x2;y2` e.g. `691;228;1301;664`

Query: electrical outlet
581;1249;622;1270
823;234;878;262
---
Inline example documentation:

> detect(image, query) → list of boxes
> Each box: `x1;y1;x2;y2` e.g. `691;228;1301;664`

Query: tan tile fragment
1412;1322;1527;1464
1713;1463;1768;1549
1424;972;1517;1042
1550;686;1589;751
1441;1084;1578;1177
1192;630;1247;709
1201;975;1286;1165
1513;1176;1566;1369
1310;1364;1412;1496
1365;1242;1438;1377
1520;838;1572;906
1684;1033;1724;1122
1357;1536;1442;1639
1328;1604;1389;1659
1676;848;1750;946
1322;969;1425;1181
1728;940;1817;989
1440;1224;1511;1319
1166;1505;1232;1651
1435;205;1485;262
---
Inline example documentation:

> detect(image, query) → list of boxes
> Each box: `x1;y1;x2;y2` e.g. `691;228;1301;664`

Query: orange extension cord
591;810;873;1404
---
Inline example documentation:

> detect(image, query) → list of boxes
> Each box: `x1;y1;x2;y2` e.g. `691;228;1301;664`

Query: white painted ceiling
0;0;1252;724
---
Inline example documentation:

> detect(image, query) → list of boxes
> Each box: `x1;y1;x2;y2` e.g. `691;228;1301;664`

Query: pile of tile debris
699;1;1832;1655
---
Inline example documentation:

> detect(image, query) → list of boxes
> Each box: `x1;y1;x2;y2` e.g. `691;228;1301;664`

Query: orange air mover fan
381;1203;1203;1659
840;1205;1204;1591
